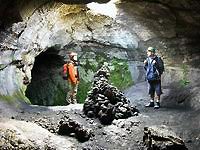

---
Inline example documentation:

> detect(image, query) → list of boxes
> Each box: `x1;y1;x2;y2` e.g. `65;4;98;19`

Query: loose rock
83;65;139;125
143;126;188;150
58;117;93;142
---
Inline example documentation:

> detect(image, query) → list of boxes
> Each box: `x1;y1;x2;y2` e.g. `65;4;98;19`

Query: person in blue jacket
144;47;164;109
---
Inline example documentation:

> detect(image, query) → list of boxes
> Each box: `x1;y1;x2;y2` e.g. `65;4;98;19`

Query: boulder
58;117;93;142
143;126;188;150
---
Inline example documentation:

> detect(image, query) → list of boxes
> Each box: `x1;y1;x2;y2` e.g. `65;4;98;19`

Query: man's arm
68;63;77;84
63;64;68;75
155;57;164;75
144;58;148;71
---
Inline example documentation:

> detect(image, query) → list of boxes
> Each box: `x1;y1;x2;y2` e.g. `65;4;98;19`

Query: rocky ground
125;82;200;150
0;81;199;150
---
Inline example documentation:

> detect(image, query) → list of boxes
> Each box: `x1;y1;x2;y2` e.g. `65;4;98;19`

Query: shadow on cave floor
1;81;199;149
19;81;200;150
125;82;198;111
124;82;200;150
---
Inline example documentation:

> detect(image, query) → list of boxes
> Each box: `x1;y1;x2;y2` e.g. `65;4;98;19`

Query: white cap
69;52;77;56
69;52;77;60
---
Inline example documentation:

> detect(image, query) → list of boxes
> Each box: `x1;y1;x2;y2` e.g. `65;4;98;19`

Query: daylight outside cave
0;0;200;149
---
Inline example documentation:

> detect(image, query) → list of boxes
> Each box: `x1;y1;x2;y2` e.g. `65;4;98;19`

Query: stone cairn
83;64;139;125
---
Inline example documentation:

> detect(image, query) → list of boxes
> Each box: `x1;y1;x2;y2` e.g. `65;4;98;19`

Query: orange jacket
66;62;79;85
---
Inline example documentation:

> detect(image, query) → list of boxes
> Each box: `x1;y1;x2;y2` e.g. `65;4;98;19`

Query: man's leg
154;95;160;109
145;81;155;107
66;92;72;104
154;80;162;109
71;84;78;104
66;83;73;104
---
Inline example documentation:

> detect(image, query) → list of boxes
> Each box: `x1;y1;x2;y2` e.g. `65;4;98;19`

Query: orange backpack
62;63;69;80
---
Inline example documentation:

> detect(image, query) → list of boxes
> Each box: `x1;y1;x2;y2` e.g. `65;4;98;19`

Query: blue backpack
145;56;164;81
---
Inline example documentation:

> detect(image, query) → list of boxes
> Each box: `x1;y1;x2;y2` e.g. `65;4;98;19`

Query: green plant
84;58;97;72
76;55;107;103
0;89;31;104
179;79;190;87
109;58;133;90
53;83;67;106
76;56;133;103
77;79;92;103
179;64;190;87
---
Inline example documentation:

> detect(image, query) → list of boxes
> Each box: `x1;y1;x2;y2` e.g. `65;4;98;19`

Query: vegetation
25;52;133;105
76;56;134;103
0;89;31;104
179;64;190;87
53;83;67;106
77;79;92;103
109;58;133;90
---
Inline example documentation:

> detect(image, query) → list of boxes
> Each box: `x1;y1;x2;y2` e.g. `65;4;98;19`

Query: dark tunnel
25;47;68;106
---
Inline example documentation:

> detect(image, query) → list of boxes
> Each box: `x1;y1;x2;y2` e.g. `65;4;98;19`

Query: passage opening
25;47;67;106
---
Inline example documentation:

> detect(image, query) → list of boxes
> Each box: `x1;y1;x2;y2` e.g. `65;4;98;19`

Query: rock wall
0;0;199;107
0;2;137;104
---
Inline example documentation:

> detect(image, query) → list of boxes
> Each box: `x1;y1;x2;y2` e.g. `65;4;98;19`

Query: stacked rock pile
83;65;139;125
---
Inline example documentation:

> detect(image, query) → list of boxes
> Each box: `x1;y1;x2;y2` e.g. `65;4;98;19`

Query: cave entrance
25;47;67;106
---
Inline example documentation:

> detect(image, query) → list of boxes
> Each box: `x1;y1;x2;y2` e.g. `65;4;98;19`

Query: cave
0;0;200;149
25;47;67;106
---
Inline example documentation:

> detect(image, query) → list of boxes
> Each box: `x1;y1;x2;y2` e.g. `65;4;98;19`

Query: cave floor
0;82;199;150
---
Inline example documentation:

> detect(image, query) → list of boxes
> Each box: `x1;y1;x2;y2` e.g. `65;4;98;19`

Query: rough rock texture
143;126;188;150
12;106;93;142
115;0;200;85
162;82;200;111
58;116;93;142
83;65;139;124
0;2;138;103
0;128;38;150
0;0;199;110
0;119;75;150
1;78;199;150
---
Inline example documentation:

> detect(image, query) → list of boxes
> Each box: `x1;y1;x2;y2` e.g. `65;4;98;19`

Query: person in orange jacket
63;52;79;104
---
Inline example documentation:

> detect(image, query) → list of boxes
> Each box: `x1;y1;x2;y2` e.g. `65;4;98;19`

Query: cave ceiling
1;0;200;25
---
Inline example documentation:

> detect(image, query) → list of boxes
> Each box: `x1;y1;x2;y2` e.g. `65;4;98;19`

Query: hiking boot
154;102;160;109
71;99;77;104
145;102;154;107
66;98;71;104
